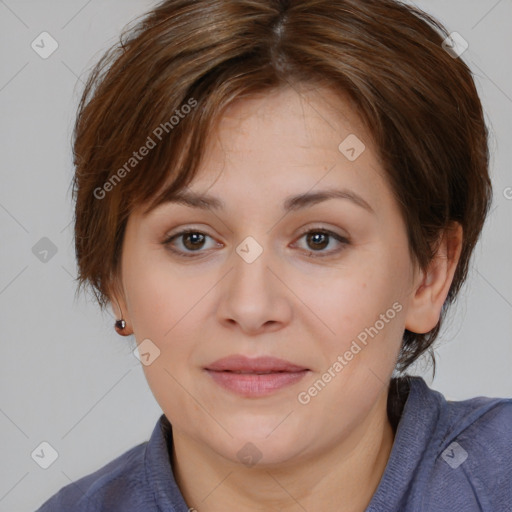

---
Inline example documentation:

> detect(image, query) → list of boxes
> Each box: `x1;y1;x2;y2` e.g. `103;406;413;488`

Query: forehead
185;86;385;201
142;85;391;219
216;85;371;153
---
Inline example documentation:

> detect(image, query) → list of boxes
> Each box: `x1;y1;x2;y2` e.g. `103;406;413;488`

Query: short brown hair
72;0;492;372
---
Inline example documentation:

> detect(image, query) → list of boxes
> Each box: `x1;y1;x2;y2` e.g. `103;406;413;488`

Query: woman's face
115;85;425;466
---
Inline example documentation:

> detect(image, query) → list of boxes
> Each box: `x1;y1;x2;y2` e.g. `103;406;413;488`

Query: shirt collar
144;413;190;511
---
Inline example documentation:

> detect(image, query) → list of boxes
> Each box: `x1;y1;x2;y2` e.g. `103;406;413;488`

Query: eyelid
162;224;217;243
295;224;349;241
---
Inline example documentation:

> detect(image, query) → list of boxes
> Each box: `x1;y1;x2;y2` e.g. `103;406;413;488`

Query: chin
213;420;309;464
221;435;305;468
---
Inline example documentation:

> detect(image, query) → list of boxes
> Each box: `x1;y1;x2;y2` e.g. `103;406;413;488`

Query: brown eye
295;228;350;258
163;230;219;257
306;232;330;250
181;232;206;251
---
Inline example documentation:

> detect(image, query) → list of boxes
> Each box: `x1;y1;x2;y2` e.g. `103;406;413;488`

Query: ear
108;278;134;336
405;222;463;334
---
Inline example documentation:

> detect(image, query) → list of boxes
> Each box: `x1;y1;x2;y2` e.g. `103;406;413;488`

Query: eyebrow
147;187;375;215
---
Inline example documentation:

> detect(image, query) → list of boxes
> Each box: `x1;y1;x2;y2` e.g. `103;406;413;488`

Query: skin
111;84;463;511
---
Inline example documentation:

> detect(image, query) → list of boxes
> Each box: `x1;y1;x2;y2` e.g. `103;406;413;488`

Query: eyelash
162;227;350;259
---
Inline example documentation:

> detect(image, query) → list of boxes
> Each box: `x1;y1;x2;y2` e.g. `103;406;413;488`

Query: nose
215;237;293;335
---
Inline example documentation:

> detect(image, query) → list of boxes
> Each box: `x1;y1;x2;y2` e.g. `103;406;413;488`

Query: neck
171;386;394;512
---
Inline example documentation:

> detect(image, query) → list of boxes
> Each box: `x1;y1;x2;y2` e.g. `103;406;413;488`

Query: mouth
205;355;309;373
204;355;310;397
216;370;300;374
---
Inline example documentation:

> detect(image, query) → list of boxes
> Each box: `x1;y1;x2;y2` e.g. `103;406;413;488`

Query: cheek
296;281;404;422
294;255;407;393
125;275;172;341
123;250;213;381
299;258;400;338
123;245;197;339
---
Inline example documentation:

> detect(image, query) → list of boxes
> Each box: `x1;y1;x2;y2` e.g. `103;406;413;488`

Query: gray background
0;1;510;510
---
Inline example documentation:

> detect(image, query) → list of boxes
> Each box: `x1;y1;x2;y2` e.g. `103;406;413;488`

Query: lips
205;355;309;373
204;355;310;397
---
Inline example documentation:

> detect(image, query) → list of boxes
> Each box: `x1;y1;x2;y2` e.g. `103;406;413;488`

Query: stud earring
115;319;126;334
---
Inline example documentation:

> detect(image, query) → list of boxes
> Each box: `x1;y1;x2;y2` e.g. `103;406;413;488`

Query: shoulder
436;394;512;505
34;414;180;511
35;441;150;511
431;384;512;467
411;378;512;510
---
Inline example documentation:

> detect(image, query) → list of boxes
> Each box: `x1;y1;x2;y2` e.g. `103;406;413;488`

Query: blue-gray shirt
35;377;512;511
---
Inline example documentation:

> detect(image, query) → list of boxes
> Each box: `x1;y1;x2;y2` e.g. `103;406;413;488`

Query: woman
36;0;511;510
